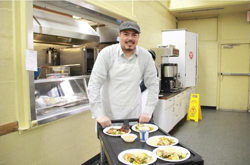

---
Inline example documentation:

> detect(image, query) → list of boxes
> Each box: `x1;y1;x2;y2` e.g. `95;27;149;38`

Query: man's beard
125;47;134;52
124;40;135;51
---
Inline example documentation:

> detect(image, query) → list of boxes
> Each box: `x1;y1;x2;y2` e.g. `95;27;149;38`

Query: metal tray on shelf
97;119;204;165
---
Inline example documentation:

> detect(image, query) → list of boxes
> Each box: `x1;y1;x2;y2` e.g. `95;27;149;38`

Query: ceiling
170;2;250;20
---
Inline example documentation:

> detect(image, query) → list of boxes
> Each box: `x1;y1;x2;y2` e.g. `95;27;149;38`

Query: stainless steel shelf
34;75;90;84
36;104;90;125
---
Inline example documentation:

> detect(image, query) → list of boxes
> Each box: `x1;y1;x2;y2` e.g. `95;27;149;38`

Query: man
140;50;157;93
88;21;159;128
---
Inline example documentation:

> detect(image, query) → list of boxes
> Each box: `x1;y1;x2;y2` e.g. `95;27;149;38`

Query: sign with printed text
189;51;194;60
248;11;250;22
25;49;37;71
187;93;202;122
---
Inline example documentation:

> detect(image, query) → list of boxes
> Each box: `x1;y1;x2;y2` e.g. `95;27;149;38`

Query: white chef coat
88;44;159;119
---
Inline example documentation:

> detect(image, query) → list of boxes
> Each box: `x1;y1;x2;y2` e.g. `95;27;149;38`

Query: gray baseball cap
119;21;141;34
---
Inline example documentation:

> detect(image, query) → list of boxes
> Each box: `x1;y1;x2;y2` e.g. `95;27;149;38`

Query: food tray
97;119;204;165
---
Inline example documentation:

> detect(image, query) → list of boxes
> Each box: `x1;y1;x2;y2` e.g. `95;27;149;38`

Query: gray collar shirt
87;43;159;118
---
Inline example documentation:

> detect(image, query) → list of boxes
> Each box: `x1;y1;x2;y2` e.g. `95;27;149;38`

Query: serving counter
31;75;90;126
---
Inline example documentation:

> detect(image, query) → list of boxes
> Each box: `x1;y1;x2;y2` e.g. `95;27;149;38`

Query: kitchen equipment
162;29;198;88
40;65;70;78
163;63;174;77
60;47;98;75
175;73;182;88
97;118;204;165
46;73;69;78
46;47;60;66
173;63;178;77
96;26;119;43
151;45;179;57
169;80;175;89
33;9;100;45
161;63;178;92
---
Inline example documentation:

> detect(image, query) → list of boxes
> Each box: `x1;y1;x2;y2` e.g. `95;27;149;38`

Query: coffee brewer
161;63;178;92
46;47;60;66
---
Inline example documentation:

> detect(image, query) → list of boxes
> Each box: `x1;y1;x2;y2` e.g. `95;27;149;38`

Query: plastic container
34;67;42;80
139;127;149;142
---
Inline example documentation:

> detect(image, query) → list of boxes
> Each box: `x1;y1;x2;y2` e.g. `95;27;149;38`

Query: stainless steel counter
37;103;90;125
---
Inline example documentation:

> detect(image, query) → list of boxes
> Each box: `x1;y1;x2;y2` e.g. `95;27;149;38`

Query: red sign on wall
189;51;194;59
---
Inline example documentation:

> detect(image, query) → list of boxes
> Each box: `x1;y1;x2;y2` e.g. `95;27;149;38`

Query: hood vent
96;26;119;44
33;9;100;45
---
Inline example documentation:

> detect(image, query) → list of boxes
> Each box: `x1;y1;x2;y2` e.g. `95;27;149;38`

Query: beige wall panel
101;0;133;15
0;60;14;81
0;82;16;124
0;1;12;9
0;111;100;165
0;7;13;38
134;1;176;49
178;18;218;41
86;0;135;21
196;42;218;106
0;1;16;125
219;12;250;41
0;37;14;60
169;0;248;10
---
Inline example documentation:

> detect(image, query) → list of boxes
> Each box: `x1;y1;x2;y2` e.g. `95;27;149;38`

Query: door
218;44;250;111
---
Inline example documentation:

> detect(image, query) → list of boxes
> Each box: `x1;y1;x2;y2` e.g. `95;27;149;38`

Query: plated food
103;125;131;136
118;149;157;165
146;135;179;147
153;146;190;162
132;123;158;133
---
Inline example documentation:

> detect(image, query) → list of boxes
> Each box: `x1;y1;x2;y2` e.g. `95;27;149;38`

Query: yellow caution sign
187;93;202;122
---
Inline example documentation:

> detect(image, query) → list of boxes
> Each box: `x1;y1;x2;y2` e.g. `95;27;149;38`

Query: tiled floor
170;108;250;165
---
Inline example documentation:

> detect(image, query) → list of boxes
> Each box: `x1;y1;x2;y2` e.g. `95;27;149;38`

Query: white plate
146;135;179;147
118;149;157;165
153;146;191;162
131;124;158;133
103;126;131;137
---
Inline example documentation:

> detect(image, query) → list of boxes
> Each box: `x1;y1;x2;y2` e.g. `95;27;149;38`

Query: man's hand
96;116;112;128
139;113;152;123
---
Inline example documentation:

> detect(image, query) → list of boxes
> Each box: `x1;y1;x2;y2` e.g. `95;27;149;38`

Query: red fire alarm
248;11;250;22
189;51;194;59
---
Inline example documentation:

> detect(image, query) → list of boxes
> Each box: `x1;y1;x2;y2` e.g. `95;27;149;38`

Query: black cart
97;119;204;165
